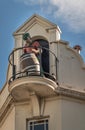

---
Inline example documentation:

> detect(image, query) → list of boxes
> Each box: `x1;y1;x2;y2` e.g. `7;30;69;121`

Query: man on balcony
22;33;43;76
23;33;41;56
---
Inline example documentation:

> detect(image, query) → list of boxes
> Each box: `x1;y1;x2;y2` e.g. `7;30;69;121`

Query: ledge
8;76;58;101
56;87;85;100
0;95;13;125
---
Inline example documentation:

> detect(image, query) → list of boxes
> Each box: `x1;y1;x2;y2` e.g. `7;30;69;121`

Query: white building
0;14;85;130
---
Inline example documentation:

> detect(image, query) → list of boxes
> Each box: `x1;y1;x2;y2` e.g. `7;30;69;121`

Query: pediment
13;14;61;35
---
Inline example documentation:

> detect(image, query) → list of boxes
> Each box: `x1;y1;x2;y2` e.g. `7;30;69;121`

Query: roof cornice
13;14;61;35
56;87;85;101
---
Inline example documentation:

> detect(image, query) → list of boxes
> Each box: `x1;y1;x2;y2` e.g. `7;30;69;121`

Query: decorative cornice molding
56;87;85;100
13;14;61;35
0;94;14;124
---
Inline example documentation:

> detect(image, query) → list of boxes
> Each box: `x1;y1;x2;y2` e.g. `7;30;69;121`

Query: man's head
23;33;32;43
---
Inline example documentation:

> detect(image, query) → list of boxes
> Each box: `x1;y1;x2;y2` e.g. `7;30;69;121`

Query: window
27;118;48;130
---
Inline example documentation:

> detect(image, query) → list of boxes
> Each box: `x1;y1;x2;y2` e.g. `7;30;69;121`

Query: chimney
73;45;82;54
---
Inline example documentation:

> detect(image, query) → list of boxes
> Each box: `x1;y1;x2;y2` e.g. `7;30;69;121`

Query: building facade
0;14;85;130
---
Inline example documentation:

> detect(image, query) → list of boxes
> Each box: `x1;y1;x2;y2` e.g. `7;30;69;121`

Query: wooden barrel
20;53;40;75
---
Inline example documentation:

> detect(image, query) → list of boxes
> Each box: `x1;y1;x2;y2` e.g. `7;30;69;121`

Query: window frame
26;117;49;130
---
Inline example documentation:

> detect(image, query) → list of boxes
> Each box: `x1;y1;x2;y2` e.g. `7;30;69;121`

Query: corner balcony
8;46;58;101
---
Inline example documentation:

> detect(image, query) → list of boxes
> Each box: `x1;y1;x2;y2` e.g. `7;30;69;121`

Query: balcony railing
8;46;58;84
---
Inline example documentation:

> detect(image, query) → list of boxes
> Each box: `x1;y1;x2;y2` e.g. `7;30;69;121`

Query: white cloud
15;0;85;33
50;0;85;33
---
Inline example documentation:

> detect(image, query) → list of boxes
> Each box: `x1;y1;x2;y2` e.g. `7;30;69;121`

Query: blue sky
0;0;85;89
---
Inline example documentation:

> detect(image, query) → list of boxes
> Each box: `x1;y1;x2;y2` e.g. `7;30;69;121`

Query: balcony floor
8;76;58;101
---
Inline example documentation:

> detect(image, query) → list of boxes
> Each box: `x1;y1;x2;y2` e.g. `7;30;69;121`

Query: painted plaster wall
44;97;62;130
15;103;32;130
57;43;85;91
14;98;62;130
0;107;15;130
62;98;85;130
0;84;9;109
1;96;85;130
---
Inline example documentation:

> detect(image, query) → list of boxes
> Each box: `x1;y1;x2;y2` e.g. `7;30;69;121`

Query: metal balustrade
8;46;58;84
